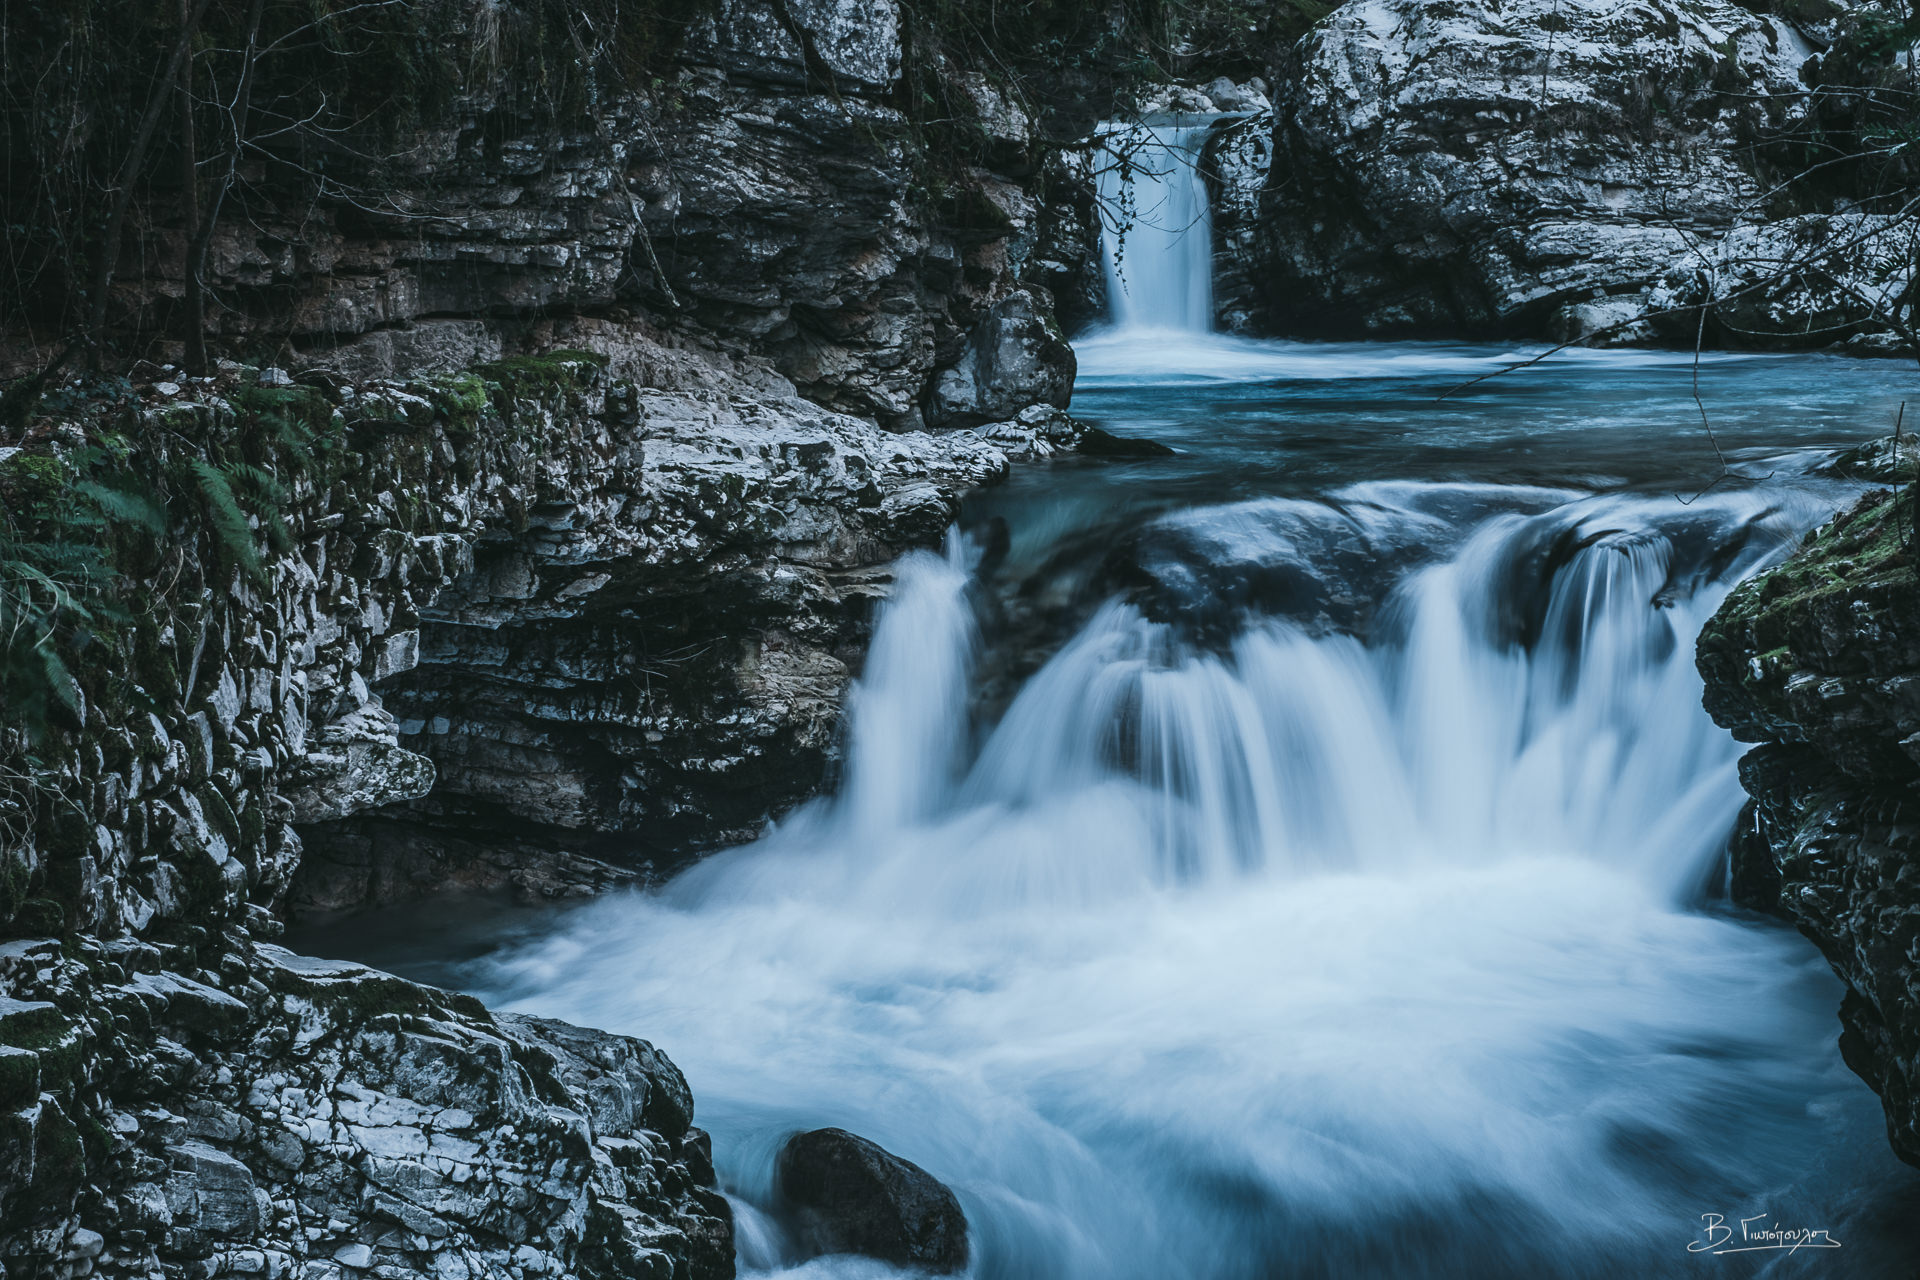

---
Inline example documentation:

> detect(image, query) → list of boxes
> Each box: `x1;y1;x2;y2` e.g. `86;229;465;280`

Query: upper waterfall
1096;118;1219;334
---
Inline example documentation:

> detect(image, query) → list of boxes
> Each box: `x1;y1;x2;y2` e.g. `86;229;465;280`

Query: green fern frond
71;480;169;537
188;460;265;582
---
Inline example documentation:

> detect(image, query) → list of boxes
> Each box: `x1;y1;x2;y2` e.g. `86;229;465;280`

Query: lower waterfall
317;126;1920;1280
461;473;1913;1276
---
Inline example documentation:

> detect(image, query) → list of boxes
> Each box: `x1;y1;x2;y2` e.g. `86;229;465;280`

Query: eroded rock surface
1698;463;1920;1167
0;935;730;1279
1249;0;1914;348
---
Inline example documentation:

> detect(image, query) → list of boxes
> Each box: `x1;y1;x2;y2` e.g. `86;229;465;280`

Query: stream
294;124;1920;1277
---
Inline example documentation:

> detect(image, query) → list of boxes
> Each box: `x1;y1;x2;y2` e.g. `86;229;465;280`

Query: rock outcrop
1247;0;1917;349
0;934;731;1279
0;342;1084;1275
775;1128;968;1272
1698;454;1920;1167
3;0;1097;434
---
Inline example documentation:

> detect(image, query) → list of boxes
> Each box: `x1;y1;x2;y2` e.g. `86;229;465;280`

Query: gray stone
927;290;1075;427
1253;0;1824;338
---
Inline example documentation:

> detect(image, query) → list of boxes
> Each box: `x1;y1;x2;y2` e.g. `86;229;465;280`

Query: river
294;123;1920;1277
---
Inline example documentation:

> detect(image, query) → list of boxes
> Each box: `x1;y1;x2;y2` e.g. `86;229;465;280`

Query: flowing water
298;127;1920;1276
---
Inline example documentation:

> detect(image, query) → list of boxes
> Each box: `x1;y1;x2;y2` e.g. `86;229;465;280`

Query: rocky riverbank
1698;444;1920;1169
0;339;1094;1275
1;0;1121;1264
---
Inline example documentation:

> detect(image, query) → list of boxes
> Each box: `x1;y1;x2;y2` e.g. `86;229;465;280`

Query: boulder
776;1128;969;1271
1254;0;1822;338
927;290;1075;427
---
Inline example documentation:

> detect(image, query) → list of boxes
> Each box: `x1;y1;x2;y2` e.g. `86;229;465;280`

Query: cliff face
0;0;1112;1271
8;0;1096;422
1227;0;1919;350
1698;458;1920;1167
0;336;1081;1275
2;0;1110;905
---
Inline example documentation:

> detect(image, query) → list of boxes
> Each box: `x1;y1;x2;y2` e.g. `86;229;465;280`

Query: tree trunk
83;0;215;372
179;0;206;375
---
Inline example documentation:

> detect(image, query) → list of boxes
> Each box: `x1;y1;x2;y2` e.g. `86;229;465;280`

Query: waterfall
1096;119;1218;334
468;480;1889;1278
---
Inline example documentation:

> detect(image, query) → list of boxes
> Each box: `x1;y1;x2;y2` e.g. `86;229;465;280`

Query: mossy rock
0;1045;38;1110
0;451;69;521
477;350;609;398
423;373;496;436
1713;489;1912;649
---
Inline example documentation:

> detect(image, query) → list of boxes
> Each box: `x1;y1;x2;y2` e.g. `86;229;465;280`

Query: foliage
0;372;345;758
1;443;140;743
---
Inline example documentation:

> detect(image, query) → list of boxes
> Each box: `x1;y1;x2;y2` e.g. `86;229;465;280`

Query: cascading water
454;466;1918;1276
1095;119;1218;334
299;176;1920;1273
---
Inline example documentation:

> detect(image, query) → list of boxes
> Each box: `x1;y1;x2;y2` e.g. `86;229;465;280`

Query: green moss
0;1047;38;1110
477;350;610;397
0;453;69;522
1706;489;1914;666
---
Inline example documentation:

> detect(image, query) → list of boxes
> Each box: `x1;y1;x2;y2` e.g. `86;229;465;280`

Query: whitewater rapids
463;483;1898;1278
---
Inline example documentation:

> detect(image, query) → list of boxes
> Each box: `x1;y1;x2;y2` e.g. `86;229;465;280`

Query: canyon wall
0;0;1110;1272
1208;0;1919;349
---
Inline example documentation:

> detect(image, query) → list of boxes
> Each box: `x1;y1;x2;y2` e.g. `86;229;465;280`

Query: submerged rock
776;1127;969;1271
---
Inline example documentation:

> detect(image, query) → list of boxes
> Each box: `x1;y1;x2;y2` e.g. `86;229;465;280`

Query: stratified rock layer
1250;0;1914;348
1698;462;1920;1167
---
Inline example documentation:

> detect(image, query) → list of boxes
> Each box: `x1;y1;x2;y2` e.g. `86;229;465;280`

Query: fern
188;459;265;583
71;480;168;537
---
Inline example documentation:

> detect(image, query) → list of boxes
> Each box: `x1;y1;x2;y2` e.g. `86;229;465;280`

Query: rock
0;939;733;1279
1026;150;1108;336
1077;426;1174;457
1206;113;1272;334
686;0;902;93
1697;473;1920;1168
284;707;437;826
1647;214;1917;352
164;1142;261;1245
927;289;1076;427
1253;0;1821;339
776;1128;968;1271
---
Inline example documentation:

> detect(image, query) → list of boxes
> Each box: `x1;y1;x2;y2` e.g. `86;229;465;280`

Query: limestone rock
1648;214;1918;352
1698;474;1920;1167
1254;0;1821;338
0;937;732;1279
927;290;1075;427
